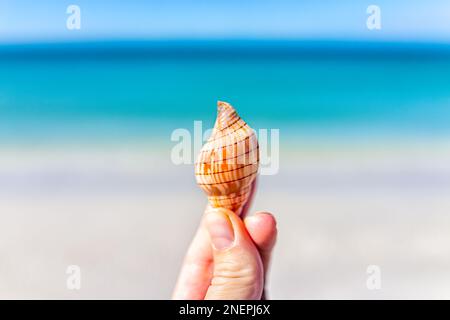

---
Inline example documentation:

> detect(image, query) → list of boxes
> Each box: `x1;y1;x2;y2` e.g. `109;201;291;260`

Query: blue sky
0;0;449;43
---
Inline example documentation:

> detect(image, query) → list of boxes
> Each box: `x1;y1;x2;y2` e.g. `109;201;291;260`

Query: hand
172;195;277;300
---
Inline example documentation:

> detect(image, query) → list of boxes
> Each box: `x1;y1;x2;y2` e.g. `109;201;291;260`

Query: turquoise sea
0;40;450;144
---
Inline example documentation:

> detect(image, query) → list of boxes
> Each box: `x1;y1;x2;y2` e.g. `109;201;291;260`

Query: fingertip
207;207;254;246
245;211;277;251
246;211;277;232
256;211;277;226
205;209;236;251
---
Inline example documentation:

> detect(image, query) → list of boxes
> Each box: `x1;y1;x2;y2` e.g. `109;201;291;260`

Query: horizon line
1;37;450;47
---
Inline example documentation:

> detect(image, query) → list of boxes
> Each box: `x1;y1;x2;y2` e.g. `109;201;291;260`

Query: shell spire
195;101;259;215
215;101;239;130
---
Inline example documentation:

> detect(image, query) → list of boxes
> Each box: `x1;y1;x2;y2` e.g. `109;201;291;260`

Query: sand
1;142;450;299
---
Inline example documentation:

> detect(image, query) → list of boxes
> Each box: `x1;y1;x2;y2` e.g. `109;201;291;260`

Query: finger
205;208;264;300
172;206;214;300
244;212;277;299
244;212;277;272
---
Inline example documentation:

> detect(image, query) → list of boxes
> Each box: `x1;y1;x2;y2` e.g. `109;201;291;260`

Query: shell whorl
195;101;259;214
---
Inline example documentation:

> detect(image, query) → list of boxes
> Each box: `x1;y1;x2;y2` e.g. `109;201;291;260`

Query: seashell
195;101;259;214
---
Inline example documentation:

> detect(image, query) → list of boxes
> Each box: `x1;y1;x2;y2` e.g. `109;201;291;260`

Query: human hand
172;197;277;300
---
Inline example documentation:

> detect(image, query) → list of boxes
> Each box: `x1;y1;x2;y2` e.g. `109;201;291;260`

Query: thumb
204;208;264;300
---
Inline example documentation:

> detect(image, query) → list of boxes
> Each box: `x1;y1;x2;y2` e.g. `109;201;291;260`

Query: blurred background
1;0;450;299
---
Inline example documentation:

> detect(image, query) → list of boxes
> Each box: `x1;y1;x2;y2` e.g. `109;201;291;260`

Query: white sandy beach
1;140;450;299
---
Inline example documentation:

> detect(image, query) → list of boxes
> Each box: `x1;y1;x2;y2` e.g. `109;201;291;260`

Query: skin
172;182;277;300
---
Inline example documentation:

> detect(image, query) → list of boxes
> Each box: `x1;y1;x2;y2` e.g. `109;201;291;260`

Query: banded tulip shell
195;101;259;214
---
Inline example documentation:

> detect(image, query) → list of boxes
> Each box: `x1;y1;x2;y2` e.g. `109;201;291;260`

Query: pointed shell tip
217;100;228;108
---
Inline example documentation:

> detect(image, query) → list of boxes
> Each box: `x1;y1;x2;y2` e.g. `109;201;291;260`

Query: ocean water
0;40;450;144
